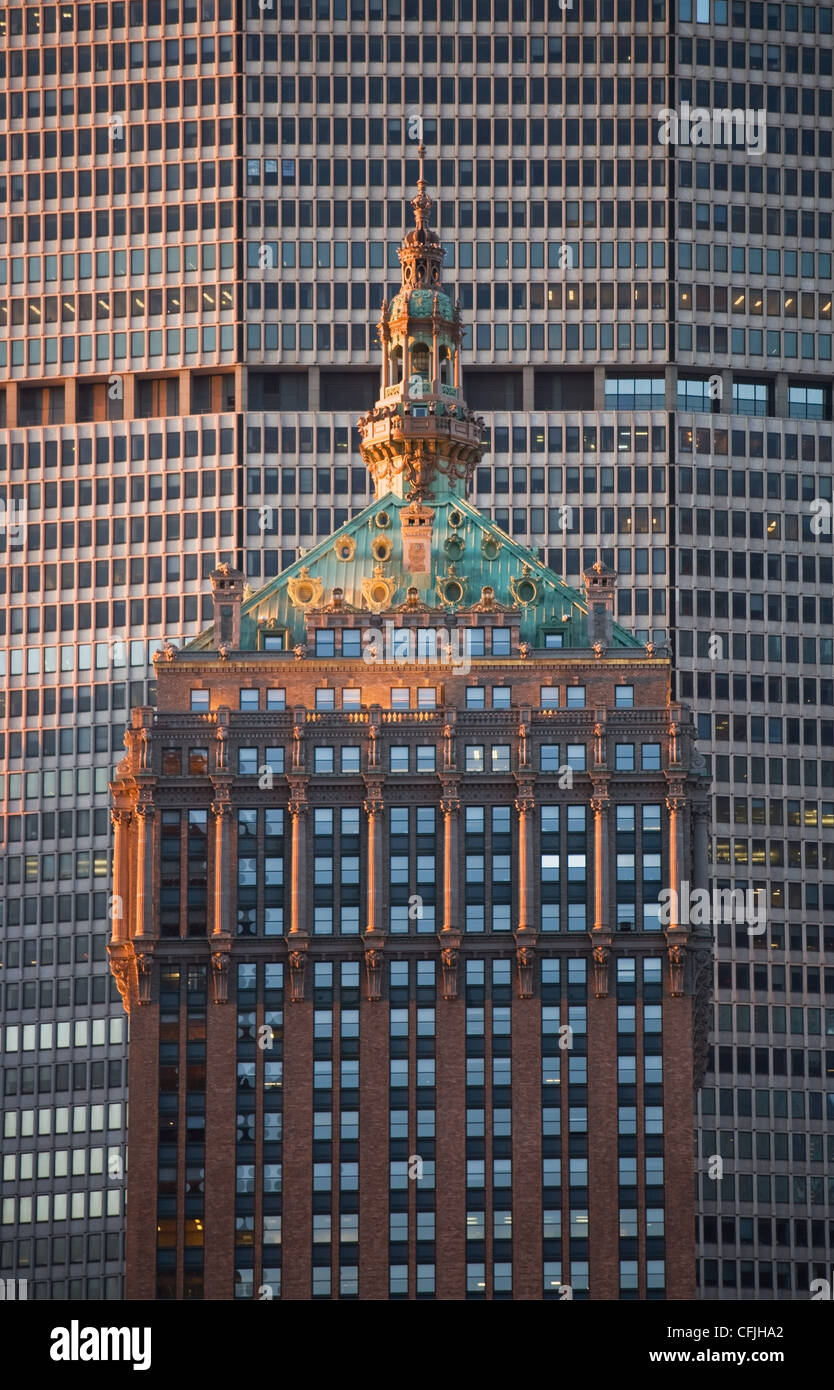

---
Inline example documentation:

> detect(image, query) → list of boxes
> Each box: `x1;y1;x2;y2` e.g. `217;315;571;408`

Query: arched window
439;345;452;385
412;343;430;377
391;345;403;382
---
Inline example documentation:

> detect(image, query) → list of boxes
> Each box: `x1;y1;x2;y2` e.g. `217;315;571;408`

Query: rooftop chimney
210;563;245;651
582;560;617;648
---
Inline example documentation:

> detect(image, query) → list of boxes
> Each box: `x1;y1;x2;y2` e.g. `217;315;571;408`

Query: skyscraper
110;178;711;1299
1;0;831;1303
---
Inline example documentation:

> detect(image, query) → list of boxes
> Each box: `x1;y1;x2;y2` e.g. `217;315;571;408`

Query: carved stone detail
110;957;132;1008
287;948;308;1003
211;950;230;1004
364;947;384;1002
135;950;153;1005
439;946;459;1001
515;943;536;998
668;942;687;997
592;944;610;998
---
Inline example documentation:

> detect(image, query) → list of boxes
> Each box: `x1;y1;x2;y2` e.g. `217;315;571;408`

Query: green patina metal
389;287;455;321
186;145;642;658
185;487;642;653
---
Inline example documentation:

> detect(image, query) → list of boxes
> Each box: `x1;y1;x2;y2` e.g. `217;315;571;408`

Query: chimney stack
210;563;245;651
582;560;617;648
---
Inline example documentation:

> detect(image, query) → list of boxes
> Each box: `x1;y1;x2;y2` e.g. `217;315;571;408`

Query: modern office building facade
1;0;832;1301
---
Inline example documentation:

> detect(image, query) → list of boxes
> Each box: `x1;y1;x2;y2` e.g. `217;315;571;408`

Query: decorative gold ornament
510;565;539;607
361;563;398;613
334;536;357;562
436;563;468;608
481;532;503;561
371;535;394;562
287;566;324;609
374;511;392;529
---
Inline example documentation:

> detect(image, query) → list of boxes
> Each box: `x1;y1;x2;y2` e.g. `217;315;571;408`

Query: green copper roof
389;287;455;322
185;490;642;652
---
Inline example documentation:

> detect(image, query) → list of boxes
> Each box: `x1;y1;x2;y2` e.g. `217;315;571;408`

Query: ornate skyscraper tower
359;145;483;504
109;156;710;1304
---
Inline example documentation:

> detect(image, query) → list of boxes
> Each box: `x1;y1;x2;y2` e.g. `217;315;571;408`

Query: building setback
110;182;711;1300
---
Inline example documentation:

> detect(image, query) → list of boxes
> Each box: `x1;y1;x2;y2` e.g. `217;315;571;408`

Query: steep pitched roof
184;488;641;652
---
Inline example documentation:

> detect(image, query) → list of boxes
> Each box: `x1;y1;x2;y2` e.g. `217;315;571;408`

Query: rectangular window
615;744;635;771
641;742;661;770
492;745;511;773
390;746;410;772
465;745;485;772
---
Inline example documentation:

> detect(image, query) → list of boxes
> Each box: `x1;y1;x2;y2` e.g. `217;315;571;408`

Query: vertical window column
183;965;207;1300
261;962;284;1299
337;961;360;1297
388;960;410;1298
156;965;181;1299
541;957;563;1298
235;962;257;1299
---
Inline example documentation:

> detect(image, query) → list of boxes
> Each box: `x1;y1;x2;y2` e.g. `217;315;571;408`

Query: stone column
431;319;439;394
590;792;610;934
440;794;460;934
363;789;385;936
692;802;710;895
110;809;131;944
288;796;307;937
666;789;687;931
211;800;232;938
134;803;155;939
515;795;535;935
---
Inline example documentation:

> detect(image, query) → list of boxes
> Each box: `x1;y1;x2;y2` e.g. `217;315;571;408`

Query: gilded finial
412;142;431;229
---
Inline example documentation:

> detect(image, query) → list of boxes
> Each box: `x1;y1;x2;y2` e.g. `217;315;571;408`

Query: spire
396;145;444;292
411;142;432;231
357;154;485;505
